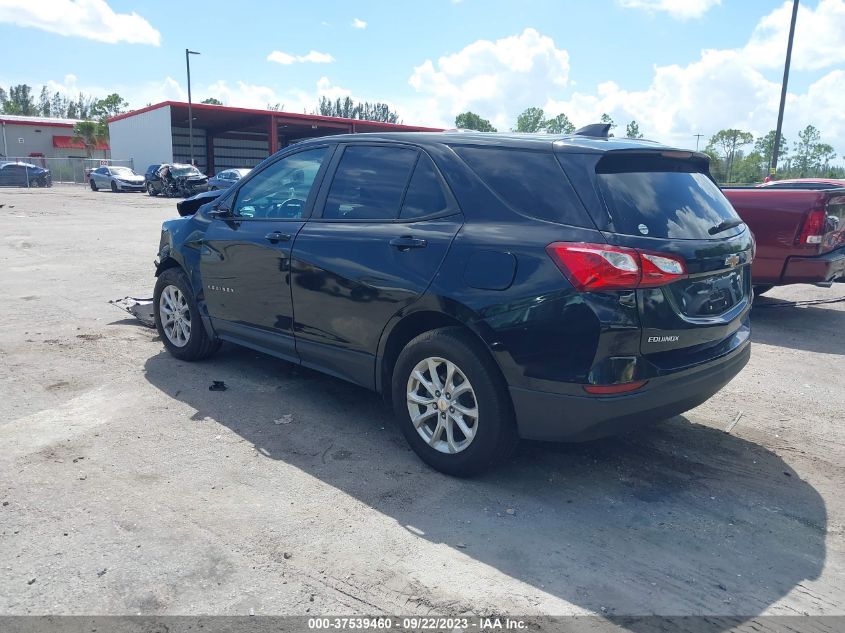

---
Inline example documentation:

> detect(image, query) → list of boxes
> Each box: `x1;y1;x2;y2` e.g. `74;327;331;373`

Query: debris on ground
109;297;155;328
209;381;227;392
274;414;294;425
724;411;743;434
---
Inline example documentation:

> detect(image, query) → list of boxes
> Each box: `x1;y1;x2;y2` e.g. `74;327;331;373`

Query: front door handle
265;231;292;243
389;236;427;251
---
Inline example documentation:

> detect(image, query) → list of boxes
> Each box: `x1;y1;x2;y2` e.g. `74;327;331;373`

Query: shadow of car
142;346;827;626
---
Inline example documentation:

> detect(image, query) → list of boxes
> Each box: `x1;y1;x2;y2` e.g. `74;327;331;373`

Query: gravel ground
0;186;843;621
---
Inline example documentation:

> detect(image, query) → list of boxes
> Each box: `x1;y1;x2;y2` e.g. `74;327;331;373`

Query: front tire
90;179;98;191
154;268;220;361
110;180;118;193
392;327;518;476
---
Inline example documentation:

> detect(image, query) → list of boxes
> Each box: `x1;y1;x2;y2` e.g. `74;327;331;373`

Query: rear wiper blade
709;219;745;235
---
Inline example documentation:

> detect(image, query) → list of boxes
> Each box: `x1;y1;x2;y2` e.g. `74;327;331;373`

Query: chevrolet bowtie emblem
724;254;741;267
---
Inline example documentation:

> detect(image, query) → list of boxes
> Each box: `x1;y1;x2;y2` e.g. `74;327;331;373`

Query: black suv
153;127;752;475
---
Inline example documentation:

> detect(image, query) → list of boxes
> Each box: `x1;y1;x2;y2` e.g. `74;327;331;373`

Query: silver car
89;166;146;192
207;168;251;190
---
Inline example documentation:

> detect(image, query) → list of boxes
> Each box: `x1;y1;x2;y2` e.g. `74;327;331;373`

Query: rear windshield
595;154;742;240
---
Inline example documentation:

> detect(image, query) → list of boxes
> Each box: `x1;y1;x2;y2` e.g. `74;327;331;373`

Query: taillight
797;209;826;246
546;242;687;291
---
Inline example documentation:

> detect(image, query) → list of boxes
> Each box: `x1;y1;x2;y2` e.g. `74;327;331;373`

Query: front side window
322;145;418;220
233;147;328;219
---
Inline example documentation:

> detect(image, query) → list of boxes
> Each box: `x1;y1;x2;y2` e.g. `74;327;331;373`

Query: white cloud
404;7;845;160
407;28;570;131
744;0;845;71
0;0;160;45
267;50;334;65
617;0;721;20
351;17;367;29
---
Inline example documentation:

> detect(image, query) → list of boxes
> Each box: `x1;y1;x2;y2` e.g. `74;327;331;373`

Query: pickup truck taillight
797;209;826;246
546;242;688;291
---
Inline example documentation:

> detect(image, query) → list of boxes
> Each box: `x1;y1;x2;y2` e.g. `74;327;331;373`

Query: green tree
72;120;108;157
91;93;128;119
792;125;837;177
544;112;575;134
315;96;400;123
706;129;754;183
514;107;545;133
625;120;643;139
201;97;223;105
600;113;617;137
3;84;36;115
455;111;497;132
753;130;788;175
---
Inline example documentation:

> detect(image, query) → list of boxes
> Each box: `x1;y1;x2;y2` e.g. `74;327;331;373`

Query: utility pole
694;134;704;151
185;49;201;165
771;0;799;176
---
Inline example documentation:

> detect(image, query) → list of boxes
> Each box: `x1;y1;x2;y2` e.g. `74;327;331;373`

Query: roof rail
573;123;611;138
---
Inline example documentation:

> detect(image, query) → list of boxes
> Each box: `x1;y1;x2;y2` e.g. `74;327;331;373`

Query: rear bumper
782;246;845;284
510;338;750;442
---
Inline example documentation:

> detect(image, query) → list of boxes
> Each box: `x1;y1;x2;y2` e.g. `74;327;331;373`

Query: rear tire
391;327;518;476
153;267;220;361
90;179;98;191
110;180;118;193
147;183;158;197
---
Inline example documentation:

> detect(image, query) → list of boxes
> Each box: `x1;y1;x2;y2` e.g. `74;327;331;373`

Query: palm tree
72;120;109;158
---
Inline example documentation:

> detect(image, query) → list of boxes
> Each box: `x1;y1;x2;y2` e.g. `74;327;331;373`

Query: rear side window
596;154;741;240
452;146;593;227
400;154;449;219
323;145;417;220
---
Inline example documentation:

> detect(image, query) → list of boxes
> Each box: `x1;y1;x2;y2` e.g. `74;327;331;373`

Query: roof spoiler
573;123;611;138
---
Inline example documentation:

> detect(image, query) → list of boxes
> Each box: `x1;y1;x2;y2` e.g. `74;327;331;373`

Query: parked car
89;165;146;192
152;128;752;475
207;168;251;190
756;178;845;190
145;163;208;197
0;161;52;187
722;186;844;292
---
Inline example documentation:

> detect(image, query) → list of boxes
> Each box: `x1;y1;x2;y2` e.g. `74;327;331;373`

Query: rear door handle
389;236;427;250
265;231;292;243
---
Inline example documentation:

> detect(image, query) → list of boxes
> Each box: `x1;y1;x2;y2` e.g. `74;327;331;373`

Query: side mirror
207;206;231;219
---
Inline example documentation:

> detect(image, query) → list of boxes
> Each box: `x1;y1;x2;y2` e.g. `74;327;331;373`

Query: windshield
172;166;201;177
596;154;743;240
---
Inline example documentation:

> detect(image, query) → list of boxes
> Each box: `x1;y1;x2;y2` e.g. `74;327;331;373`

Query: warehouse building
108;101;441;176
0;114;110;161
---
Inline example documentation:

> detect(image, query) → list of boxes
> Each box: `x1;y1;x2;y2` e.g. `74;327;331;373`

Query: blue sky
1;0;843;156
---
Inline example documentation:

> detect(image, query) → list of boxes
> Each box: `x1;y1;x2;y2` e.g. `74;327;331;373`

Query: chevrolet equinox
153;125;752;475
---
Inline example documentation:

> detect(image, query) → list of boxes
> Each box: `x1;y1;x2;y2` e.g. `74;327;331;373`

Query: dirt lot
1;186;843;621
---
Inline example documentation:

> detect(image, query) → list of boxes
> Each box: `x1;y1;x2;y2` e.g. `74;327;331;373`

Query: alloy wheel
158;285;191;347
406;357;479;454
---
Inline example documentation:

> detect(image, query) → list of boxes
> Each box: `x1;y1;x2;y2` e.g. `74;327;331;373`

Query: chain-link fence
1;156;135;185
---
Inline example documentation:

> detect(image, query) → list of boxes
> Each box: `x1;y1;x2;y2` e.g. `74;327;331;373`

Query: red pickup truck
722;186;845;292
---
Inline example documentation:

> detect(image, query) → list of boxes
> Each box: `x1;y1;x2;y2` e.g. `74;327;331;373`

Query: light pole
185;49;200;165
694;133;704;151
771;0;799;176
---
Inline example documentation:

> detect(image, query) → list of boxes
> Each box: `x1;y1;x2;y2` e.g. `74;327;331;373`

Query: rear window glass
324;145;417;220
452;146;593;227
400;154;449;219
596;155;742;240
